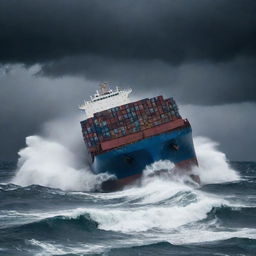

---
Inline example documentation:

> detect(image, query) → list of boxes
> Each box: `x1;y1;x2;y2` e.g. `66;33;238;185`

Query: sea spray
41;114;86;163
12;114;111;191
12;136;108;191
140;136;240;188
193;137;240;184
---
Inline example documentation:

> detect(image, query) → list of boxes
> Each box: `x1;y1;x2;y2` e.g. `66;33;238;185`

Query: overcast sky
0;0;255;161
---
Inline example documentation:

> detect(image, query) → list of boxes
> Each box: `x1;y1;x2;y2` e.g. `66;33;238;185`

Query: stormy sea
0;129;256;255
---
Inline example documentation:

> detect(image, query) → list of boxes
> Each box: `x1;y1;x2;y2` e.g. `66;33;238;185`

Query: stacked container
81;96;182;153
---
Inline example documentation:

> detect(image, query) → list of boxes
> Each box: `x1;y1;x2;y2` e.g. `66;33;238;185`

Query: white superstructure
79;83;132;118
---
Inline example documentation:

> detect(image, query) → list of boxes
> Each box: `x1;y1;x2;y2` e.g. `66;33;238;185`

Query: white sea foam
29;239;106;256
76;183;225;233
85;202;214;232
29;239;66;256
165;228;256;245
41;184;225;233
193;137;240;184
27;227;256;256
141;136;240;186
12;115;111;191
12;136;110;191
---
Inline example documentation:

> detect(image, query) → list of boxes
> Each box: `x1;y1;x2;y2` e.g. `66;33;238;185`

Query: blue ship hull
91;126;197;190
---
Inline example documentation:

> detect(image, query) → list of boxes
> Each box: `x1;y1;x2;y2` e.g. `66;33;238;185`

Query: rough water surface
0;137;256;256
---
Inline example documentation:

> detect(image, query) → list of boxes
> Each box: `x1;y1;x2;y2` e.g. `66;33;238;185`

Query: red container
143;119;184;138
101;132;143;151
157;96;164;102
81;95;184;155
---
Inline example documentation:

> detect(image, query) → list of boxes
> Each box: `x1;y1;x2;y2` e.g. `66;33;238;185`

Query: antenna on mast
100;82;109;95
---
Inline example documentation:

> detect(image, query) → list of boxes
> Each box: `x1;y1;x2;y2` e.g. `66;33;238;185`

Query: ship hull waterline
90;126;199;191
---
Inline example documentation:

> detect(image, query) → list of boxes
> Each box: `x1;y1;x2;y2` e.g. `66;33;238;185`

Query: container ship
79;83;198;191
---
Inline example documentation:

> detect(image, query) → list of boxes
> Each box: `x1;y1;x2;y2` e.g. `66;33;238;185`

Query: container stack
81;96;181;153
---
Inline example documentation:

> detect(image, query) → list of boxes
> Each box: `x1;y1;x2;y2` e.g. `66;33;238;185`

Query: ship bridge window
92;92;119;102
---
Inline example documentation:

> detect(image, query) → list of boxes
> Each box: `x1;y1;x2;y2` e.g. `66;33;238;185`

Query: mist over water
1;116;255;256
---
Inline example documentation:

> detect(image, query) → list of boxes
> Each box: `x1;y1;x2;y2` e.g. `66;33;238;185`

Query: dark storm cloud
40;55;256;105
0;0;256;64
1;0;255;105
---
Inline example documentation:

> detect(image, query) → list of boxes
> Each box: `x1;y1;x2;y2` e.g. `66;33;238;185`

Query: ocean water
0;136;256;256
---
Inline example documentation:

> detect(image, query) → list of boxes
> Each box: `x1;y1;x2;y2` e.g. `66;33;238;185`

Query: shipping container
81;95;182;151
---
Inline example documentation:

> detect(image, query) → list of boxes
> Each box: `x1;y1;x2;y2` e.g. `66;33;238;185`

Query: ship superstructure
80;84;198;191
79;83;132;118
